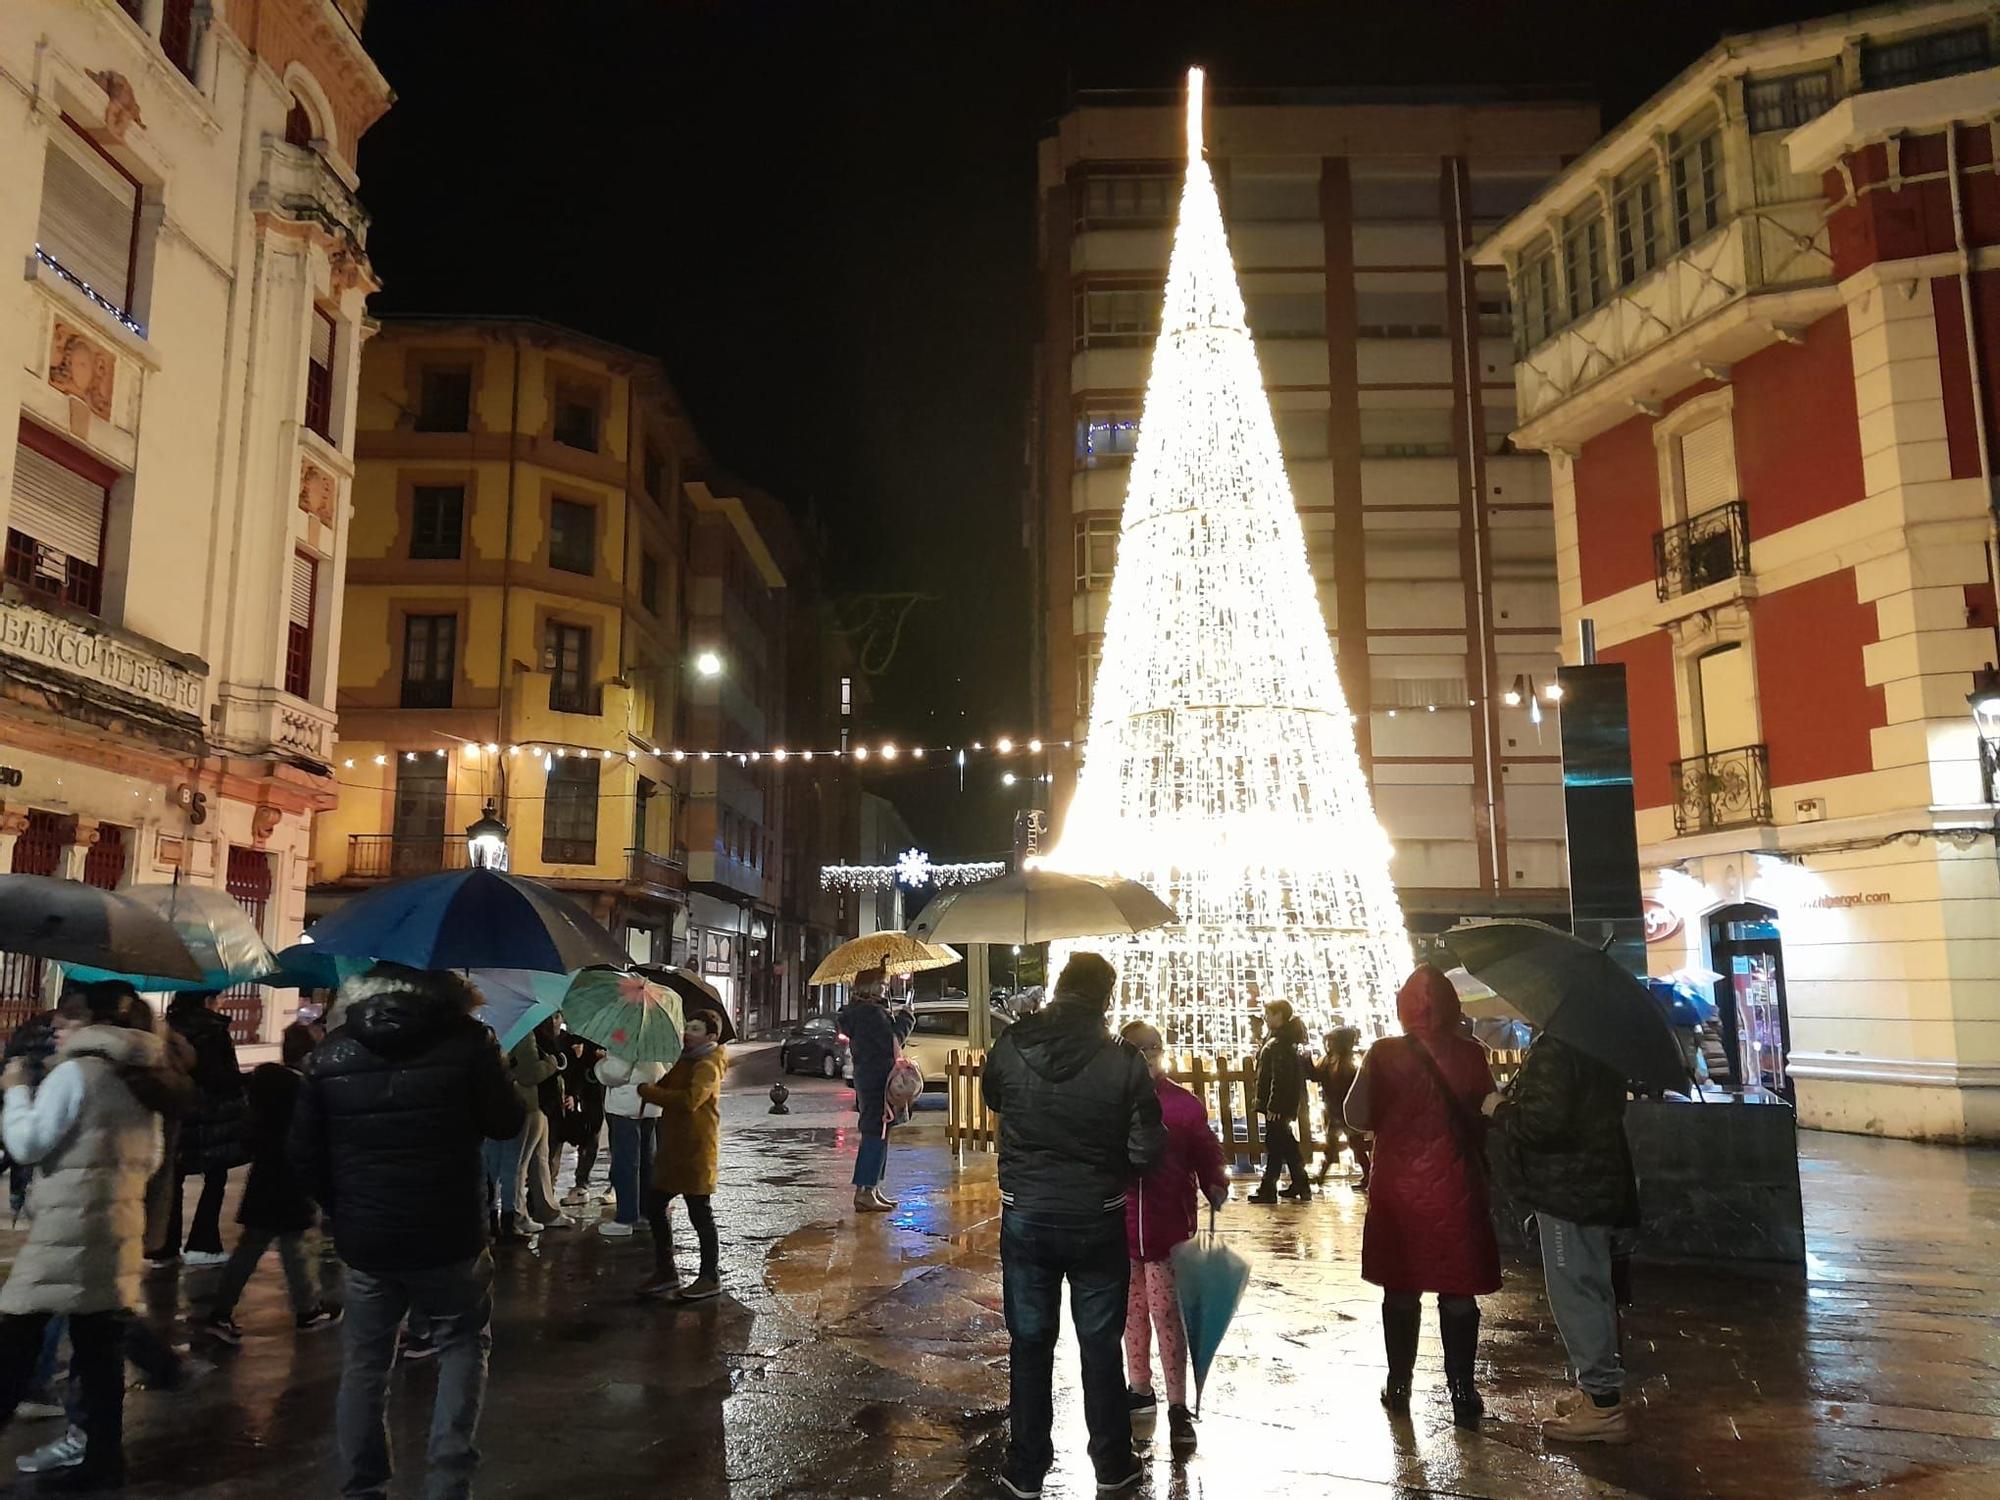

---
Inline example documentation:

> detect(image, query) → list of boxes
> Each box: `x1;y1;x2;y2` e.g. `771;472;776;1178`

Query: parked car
779;1015;850;1079
846;1000;1012;1091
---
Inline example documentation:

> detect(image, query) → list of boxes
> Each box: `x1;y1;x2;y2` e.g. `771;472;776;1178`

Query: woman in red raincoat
1344;964;1500;1429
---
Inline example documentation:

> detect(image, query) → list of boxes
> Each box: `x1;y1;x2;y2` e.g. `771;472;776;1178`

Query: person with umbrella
1486;1031;1640;1444
1343;965;1501;1430
981;952;1165;1499
836;967;914;1215
634;1009;728;1301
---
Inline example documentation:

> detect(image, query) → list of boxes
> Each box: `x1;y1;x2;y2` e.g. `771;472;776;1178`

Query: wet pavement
2;1051;1998;1497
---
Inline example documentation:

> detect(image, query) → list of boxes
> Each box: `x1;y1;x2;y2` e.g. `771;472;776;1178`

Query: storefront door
1707;902;1791;1100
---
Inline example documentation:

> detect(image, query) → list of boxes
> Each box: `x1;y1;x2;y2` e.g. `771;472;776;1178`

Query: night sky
356;0;1836;855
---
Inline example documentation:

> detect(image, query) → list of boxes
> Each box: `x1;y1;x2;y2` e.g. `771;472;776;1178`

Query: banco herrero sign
0;597;204;719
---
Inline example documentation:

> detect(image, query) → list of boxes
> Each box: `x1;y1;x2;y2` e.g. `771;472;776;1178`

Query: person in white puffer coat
0;982;166;1489
594;1053;665;1238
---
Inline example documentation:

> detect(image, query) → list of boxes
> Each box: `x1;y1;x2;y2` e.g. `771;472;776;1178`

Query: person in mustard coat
635;1010;726;1302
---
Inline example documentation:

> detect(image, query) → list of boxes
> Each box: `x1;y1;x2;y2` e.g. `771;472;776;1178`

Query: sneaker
597;1220;636;1239
143;1251;179;1271
296;1305;342;1333
398;1336;437;1364
198;1315;245;1347
675;1273;722;1302
516;1218;546;1235
1168;1404;1196;1459
1096;1453;1145;1492
1127;1387;1158;1439
1542;1395;1631;1445
538;1214;575;1232
181;1249;230;1268
15;1427;86;1475
637;1274;682;1299
998;1464;1044;1499
560;1188;588;1207
16;1389;66;1421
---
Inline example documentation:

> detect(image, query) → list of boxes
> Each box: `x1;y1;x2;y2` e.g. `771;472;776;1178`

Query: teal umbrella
1171;1208;1251;1416
270;941;371;992
467;969;568;1052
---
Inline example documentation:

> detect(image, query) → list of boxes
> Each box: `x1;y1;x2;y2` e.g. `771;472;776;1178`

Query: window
1697;643;1757;755
1076;639;1101;722
416;367;471;433
1518;247;1559;349
1561;209;1607;319
545;621;591;713
400;614;456;709
1227;172;1320;223
548;498;594;575
543;758;600;864
1355;286;1449;339
159;0;200;84
7;431;111;616
640;550;660;614
409;484;464;560
392;755;447;845
1677;417;1737;517
1074;515;1118;590
285;551;316;698
1358;406;1454;458
1670;121;1726;246
1611;169;1662;284
642;443;666;502
1075;287;1160;349
1075;172;1176;228
839;676;852;717
304;308;335;441
1746;69;1836;133
284;95;314;148
1244;289;1326;339
38;121;141;322
911;1009;970;1039
1862;25;1991;92
552;384;599;451
1075;414;1141;467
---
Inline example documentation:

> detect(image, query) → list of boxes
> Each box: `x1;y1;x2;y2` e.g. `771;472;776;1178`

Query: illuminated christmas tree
1049;67;1412;1055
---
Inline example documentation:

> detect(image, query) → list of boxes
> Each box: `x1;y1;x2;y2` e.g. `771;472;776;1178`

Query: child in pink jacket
1120;1021;1229;1459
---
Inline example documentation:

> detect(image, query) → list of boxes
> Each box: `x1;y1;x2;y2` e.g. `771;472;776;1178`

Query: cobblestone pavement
2;1050;1997;1498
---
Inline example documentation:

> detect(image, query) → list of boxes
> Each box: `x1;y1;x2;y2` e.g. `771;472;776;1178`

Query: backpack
884;1056;924;1118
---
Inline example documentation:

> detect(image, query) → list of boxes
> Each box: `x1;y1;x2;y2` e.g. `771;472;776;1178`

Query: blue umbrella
1171;1208;1251;1417
270;941;370;993
1645;977;1718;1029
299;868;627;976
468;969;569;1052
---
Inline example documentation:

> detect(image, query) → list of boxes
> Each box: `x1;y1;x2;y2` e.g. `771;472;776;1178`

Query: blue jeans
1000;1210;1131;1482
606;1116;657;1226
852;1090;891;1189
480;1136;522;1223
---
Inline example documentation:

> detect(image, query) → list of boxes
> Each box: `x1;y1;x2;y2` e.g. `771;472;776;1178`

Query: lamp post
1970;665;2000;803
465;799;510;870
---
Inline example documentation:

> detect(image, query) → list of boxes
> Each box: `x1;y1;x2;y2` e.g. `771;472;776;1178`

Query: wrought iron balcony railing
1670;743;1772;835
1654;500;1750;602
346;834;470;880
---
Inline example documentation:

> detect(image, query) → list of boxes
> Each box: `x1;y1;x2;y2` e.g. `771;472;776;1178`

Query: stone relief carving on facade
299;458;336;525
48;322;116;420
85;70;144;141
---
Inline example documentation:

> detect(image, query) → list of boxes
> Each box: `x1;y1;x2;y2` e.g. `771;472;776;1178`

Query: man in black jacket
291;963;524;1500
1250;1000;1311;1203
1487;1033;1638;1446
982;952;1165;1498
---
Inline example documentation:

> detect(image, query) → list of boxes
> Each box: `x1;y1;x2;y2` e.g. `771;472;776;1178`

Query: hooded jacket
1127;1073;1229;1262
1494;1033;1639;1228
981;997;1165;1223
1255;1014;1310;1118
1344;966;1501;1296
596;1054;665;1119
637;1046;726;1197
1;1023;164;1314
836;998;913;1097
167;995;249;1174
290;968;524;1273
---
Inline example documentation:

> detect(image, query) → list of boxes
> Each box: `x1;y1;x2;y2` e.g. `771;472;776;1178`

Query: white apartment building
0;0;389;1039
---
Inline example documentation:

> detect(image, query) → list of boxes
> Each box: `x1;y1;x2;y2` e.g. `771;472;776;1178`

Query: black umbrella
0;874;204;983
634;964;737;1043
300;868;627;975
1443;920;1688;1091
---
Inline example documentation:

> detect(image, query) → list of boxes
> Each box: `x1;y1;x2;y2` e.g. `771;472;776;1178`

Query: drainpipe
1946;125;2000;662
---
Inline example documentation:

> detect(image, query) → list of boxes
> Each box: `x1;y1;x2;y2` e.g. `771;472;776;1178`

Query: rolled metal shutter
11;445;106;564
310;308;333;368
1680;418;1736;512
37;129;137;312
290;552;315;629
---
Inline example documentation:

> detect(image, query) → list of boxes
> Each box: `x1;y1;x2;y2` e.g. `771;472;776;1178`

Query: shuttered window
1679;419;1736;513
303;309;335;440
285;552;316;697
6;437;110;616
38;124;139;317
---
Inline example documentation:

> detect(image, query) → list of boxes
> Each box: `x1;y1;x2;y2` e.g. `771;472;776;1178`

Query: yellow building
314;317;695;958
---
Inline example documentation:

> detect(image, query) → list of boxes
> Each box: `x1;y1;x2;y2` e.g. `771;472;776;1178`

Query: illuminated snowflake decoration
895;848;934;888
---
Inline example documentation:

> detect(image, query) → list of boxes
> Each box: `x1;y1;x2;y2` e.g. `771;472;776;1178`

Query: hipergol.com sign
0;599;204;717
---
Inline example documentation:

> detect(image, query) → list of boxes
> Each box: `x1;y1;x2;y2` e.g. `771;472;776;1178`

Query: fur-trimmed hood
333;967;481;1058
57;1023;165;1071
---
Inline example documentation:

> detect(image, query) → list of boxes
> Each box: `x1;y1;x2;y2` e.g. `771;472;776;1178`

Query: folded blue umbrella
1172;1207;1251;1417
299;868;627;976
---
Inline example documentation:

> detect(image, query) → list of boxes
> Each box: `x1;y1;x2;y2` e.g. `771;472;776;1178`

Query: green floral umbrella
559;968;685;1065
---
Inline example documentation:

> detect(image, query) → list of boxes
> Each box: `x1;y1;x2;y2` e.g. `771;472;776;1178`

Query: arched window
285;94;314;148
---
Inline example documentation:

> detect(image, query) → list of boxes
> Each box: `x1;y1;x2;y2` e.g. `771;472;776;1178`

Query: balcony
346;834;470;880
1654;500;1750;602
1670;744;1772;835
626;847;689;896
548;681;602;716
253;140;371;254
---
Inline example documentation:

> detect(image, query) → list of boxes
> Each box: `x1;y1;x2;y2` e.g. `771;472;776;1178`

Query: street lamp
465;799;510;870
694;650;723;678
1969;664;2000;801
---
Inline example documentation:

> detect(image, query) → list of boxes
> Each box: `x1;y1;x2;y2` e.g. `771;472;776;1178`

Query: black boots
1440;1299;1484;1429
1379;1299;1419;1411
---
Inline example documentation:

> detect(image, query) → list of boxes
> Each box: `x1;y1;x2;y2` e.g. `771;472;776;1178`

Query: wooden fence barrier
946;1045;1527;1160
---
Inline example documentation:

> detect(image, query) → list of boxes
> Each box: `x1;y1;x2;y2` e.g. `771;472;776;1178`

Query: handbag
1404;1037;1488;1176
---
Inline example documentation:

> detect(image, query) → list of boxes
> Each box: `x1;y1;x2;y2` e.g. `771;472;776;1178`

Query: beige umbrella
809;932;960;986
906;867;1178;946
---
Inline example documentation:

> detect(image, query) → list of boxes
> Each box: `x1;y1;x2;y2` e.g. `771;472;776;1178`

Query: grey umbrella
906;867;1178;946
0;874;204;983
1443;919;1688;1091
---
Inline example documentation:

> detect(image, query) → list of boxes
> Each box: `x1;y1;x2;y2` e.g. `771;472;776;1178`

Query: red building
1477;1;2000;1141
